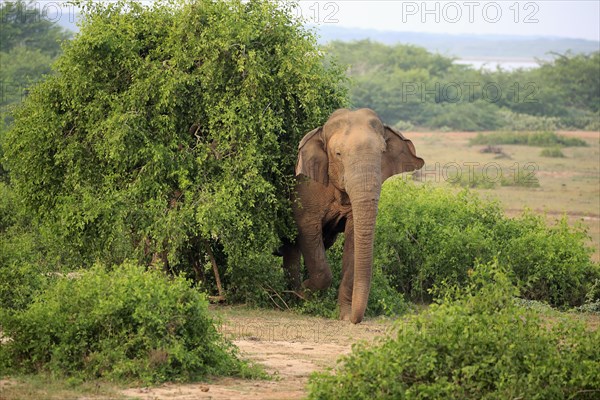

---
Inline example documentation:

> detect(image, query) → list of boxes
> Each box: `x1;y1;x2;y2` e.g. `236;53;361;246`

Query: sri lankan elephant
281;108;424;324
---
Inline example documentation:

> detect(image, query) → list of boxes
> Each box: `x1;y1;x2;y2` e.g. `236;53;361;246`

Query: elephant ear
382;125;425;181
296;127;328;185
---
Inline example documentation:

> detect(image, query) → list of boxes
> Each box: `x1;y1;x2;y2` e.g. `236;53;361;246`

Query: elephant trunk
346;165;381;324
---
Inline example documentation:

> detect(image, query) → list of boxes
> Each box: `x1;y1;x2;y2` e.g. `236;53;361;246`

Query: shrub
308;262;600;399
375;179;598;306
469;131;588;147
376;179;503;301
0;261;50;312
540;147;566;157
2;0;347;304
393;120;414;132
497;214;597;306
577;279;600;314
497;109;561;131
449;169;498;189
0;182;13;231
0;181;53;311
0;262;259;383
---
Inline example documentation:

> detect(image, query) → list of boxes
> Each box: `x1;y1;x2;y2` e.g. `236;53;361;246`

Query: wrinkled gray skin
282;108;424;324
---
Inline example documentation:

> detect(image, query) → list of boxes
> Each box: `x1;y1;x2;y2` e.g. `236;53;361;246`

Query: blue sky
294;1;600;40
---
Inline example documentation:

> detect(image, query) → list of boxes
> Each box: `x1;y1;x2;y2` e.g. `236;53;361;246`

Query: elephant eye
335;151;341;157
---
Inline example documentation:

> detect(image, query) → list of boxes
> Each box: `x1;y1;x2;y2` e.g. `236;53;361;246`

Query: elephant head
294;108;424;323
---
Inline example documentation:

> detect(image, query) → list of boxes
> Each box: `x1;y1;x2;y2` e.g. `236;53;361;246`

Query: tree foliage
325;40;599;131
2;0;347;302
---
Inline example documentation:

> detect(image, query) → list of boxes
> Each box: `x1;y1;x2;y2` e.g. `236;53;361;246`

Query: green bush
445;166;540;189
0;261;50;312
470;131;588;147
2;0;347;304
0;181;53;311
376;179;502;302
0;262;259;383
308;262;600;399
540;147;566;158
449;169;498;189
497;214;596;306
577;279;600;314
497;109;561;131
425;101;504;131
375;179;597;306
393;120;415;132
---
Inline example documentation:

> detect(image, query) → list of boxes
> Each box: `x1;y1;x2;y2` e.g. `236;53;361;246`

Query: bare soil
121;309;393;400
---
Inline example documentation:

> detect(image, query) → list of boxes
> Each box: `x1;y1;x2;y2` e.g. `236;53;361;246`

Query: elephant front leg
298;228;332;291
282;242;302;290
338;216;354;320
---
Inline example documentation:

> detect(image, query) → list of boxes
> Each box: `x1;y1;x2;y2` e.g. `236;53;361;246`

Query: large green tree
3;0;347;301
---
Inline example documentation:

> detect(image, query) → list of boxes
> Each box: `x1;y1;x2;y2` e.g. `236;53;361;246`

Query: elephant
281;108;424;324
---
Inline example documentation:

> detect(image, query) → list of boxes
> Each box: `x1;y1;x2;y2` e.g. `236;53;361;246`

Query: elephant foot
350;313;364;324
339;303;352;321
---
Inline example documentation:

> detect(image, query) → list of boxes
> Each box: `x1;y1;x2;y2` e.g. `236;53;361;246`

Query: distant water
455;59;540;71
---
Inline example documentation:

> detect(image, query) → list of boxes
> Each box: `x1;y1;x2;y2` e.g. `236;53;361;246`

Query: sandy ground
120;311;392;400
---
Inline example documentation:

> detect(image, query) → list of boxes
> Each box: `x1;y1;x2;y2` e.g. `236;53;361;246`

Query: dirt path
121;309;393;400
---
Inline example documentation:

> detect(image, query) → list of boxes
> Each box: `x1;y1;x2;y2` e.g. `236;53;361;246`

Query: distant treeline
1;5;598;135
325;40;600;131
316;26;600;59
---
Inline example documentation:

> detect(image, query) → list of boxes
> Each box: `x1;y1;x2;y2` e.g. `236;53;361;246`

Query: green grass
408;131;599;261
540;147;566;157
0;375;126;400
500;168;541;187
470;131;588;147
